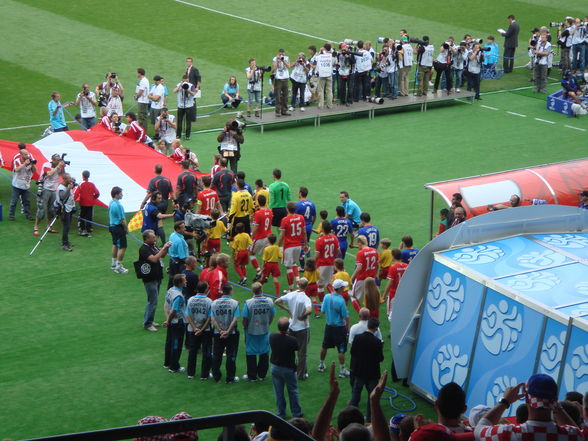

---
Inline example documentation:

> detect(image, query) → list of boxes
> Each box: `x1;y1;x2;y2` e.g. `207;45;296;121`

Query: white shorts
251;237;269;255
351;279;366;301
283;246;302;267
318;265;334;287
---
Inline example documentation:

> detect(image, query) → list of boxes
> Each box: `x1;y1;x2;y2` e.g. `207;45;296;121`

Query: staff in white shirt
316;44;334;109
75;84;97;130
148;75;165;126
134;67;150;132
272;49;292;116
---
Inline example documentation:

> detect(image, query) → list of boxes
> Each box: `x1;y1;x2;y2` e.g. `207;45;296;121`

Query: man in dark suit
500;15;520;73
349;317;383;422
185;57;201;90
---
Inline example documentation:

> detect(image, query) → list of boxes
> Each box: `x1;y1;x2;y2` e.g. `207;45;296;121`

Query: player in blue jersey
330;206;354;260
295;186;316;269
399;235;419;264
354;212;380;250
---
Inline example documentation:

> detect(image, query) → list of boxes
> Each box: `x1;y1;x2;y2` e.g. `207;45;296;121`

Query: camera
60;153;71;166
377;37;388;44
258;65;272;72
479;46;492;52
472;38;484;44
549;22;563;27
230;118;246;131
82;90;90;96
181;82;190;90
28;158;38;165
110;72;117;78
343;39;359;46
368;96;384;104
529;40;538;47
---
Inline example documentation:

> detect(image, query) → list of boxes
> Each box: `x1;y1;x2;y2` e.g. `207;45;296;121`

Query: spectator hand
370;370;388;403
329;362;340;396
503;382;526;404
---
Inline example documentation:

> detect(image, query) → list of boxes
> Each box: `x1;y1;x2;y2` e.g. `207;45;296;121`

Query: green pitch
1;1;587;440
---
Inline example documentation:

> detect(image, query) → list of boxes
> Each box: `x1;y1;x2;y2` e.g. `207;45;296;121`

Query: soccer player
228;178;254;236
242;282;275;381
330;206;354;260
199;253;217;288
315;221;340;303
208;253;229;301
399;235;419;264
295;186;316;241
377;238;392;285
253;179;270;211
313;209;328;235
384;248;408;315
184;281;213;380
355;212;379;249
279;202;308;291
250;194;273;281
196;176;222;216
204;209;226;257
210;284;241;384
332;258;351;304
268;169;291;228
261;233;282;297
231;223;252;285
303;257;320;316
350;236;379;313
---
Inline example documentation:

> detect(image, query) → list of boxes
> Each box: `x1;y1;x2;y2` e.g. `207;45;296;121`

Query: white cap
333;279;349;290
468;405;491;427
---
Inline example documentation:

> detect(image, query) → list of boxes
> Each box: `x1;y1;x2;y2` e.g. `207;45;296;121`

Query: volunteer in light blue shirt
167;221;189;289
48;91;71;131
339;191;362;226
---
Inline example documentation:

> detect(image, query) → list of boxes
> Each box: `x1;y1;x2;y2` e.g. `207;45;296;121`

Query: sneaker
163;365;169;369
314;314;321;319
8;216;15;221
300;107;305;112
318;363;326;373
86;233;92;238
239;277;247;286
62;244;73;252
339;368;350;378
33;230;40;237
145;325;158;332
305;373;309;379
456;88;461;92
114;265;129;274
243;374;257;382
288;106;294;112
253;272;262;282
48;229;59;234
26;216;34;221
78;231;89;237
152;322;161;327
187;376;194;379
169;367;186;373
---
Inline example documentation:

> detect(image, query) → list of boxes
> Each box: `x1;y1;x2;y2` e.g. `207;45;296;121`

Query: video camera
184;211;213;232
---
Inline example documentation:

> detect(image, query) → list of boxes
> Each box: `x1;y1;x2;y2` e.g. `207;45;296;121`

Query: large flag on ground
0;126;205;212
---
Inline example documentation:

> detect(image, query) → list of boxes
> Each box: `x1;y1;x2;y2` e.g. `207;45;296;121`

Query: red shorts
234;250;249;266
369;308;379;319
340;290;349;304
206;238;221;253
305;282;318;298
379;267;389;280
263;262;281;278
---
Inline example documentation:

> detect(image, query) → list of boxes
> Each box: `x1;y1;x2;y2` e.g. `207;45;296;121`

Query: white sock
112;258;117;265
319;361;325;367
116;260;123;267
340;364;346;370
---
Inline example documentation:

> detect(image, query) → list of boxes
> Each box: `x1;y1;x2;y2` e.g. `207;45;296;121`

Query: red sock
292;266;299;279
274;280;281;297
251;256;260;270
351;297;361;314
313;298;321;315
235;265;245;279
317;289;325;302
286;270;294;287
326;283;334;293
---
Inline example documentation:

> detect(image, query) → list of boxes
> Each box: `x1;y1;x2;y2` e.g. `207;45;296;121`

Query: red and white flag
0;126;204;212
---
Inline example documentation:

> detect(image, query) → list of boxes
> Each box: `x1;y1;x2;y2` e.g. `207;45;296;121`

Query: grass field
1;1;587;440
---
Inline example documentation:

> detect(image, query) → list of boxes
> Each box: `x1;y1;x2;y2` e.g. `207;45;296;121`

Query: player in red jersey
384;248;408;315
315;221;340;301
278;202;308;290
250;194;273;281
207;253;229;301
199;253;217;288
196;175;222;216
350;236;379;313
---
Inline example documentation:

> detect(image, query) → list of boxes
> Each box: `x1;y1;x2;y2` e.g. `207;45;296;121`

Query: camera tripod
29;214;60;256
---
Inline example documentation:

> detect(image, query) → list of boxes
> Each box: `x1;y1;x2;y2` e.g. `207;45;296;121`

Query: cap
408;424;474;441
468;405;490;427
389;413;406;434
340;43;349;49
136;416;168;441
401;36;409;42
169;412;198;441
332;279;349;290
526;374;558;408
580;190;588;197
51;153;61;160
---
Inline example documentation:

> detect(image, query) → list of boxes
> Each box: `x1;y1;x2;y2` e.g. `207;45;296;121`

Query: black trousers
466;71;481;99
187;331;212;378
354;71;370;101
79;205;93;232
61;211;73;246
167;258;186;289
164;323;186;371
176;106;196;138
503;47;516;73
290;80;306;107
246;353;269;380
338;76;353;104
212;331;239;382
433;62;452;91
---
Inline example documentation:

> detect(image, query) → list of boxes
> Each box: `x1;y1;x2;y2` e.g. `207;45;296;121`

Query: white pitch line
173;0;335;42
534;118;556;124
564;125;587;132
507;111;527;117
480;105;499;110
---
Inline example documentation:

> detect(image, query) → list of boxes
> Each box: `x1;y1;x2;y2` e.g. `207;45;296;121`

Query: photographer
96;72;124;109
106;81;124;117
34;153;64;237
533;31;551;93
387;41;400;99
452;41;468;92
75;84;97;130
272;49;292;116
289;53;309;111
414;36;435;96
154;107;177;147
557;18;575;72
433;43;452;93
466;43;483;100
335;43;355;106
375;42;391;98
571;18;587;72
245;58;263;117
9;143;36;221
221;76;243;109
399;36;413;96
354;41;373;101
148;76;165;127
217;119;244;173
48;91;72;132
55;173;76;252
316;44;335;109
173;74;197;141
